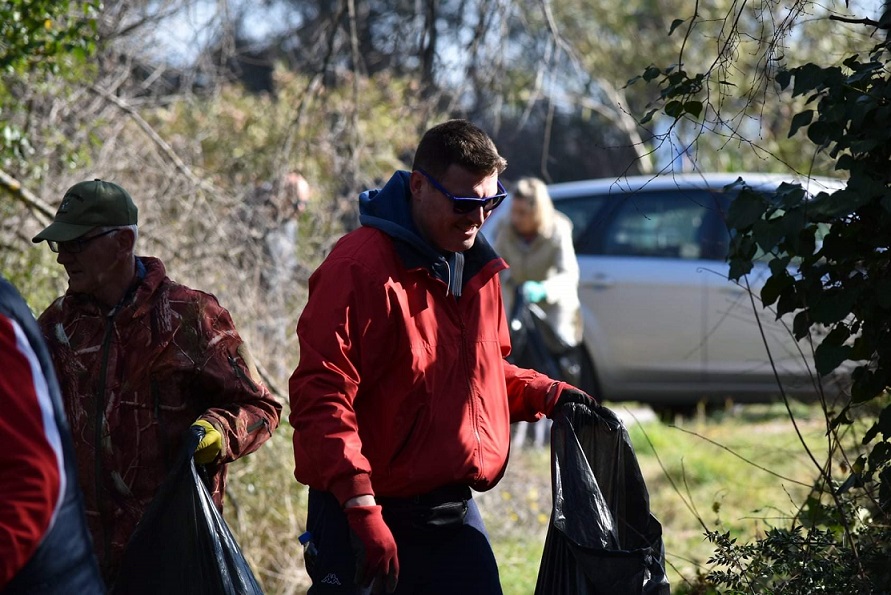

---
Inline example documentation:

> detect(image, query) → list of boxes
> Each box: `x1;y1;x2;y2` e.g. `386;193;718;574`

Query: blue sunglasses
417;168;508;214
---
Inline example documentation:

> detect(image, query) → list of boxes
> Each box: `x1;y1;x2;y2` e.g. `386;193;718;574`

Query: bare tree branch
0;168;55;223
88;83;220;197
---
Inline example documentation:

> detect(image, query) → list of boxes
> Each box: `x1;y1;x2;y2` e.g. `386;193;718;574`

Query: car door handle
582;274;615;289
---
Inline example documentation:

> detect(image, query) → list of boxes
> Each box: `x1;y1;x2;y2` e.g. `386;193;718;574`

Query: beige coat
493;211;582;346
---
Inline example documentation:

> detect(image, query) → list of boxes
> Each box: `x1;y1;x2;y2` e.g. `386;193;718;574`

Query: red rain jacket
290;171;571;506
0;276;103;593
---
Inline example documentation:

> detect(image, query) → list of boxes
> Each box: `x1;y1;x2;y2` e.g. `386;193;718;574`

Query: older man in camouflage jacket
33;179;282;587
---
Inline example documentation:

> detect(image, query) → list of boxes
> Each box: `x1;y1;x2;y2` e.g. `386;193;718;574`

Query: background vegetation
3;0;890;592
483;401;879;594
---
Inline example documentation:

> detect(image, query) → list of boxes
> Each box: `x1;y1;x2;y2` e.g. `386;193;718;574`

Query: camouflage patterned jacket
38;256;281;584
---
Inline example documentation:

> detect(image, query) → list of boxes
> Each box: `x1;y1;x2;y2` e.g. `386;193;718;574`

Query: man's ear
116;228;136;253
408;170;425;197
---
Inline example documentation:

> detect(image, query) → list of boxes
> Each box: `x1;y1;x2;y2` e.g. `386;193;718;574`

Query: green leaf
728;254;755;280
852;367;888;403
790;63;828;96
792;226;817;257
728;232;757;259
776;285;801;316
775;183;807;209
810;189;862;218
878;405;891;440
792;311;811;340
814;342;851;375
768;255;791;275
879;467;891;508
870;440;891;471
760;272;792;307
752;217;785;253
642;65;662;82
850;137;883;153
788;110;813;138
810;289;858;324
640;108;658;124
668;19;686;36
776;69;792;91
684;100;702;118
836;154;856;171
726;189;767;230
665;100;684;118
806;121;835;146
864;420;879;444
780;208;806;245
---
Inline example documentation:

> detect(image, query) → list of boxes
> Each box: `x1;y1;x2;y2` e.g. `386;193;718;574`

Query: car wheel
651;404;697;424
652;400;730;423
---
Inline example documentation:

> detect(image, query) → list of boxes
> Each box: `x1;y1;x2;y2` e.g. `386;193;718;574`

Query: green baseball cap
32;179;138;243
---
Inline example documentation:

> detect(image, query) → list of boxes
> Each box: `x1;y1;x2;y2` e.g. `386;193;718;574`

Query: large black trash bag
113;426;263;595
507;286;577;384
535;402;670;595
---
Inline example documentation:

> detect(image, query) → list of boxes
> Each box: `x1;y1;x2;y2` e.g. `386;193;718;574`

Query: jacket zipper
247;418;270;435
458;312;484;481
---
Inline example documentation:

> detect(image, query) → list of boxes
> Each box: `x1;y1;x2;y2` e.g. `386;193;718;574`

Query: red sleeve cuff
330;473;375;507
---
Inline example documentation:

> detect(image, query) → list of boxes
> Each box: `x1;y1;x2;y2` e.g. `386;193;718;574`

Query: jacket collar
358;170;504;293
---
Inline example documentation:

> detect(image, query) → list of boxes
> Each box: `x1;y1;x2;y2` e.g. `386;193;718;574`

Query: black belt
377;485;471;533
376;484;472;508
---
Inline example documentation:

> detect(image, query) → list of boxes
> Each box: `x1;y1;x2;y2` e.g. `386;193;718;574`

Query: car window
603;193;711;258
600;190;726;260
551;194;612;247
551;180;837;262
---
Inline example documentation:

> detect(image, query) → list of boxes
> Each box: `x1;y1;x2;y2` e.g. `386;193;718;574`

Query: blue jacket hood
358;170;502;294
359;170;442;264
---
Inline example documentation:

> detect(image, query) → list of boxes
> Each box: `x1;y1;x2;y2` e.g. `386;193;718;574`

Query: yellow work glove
192;419;223;464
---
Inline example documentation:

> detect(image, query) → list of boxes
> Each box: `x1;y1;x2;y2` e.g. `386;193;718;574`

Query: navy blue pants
304;489;503;594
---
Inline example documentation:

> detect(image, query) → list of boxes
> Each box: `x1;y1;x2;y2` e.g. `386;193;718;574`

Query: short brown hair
412;120;507;179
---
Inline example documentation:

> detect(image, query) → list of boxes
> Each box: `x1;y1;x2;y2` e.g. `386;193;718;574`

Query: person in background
493;177;583;449
245;170;314;380
289;120;595;594
0;274;104;594
31;179;282;587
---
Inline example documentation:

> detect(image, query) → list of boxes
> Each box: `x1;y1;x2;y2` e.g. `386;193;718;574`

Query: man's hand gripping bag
113;425;263;594
535;402;670;595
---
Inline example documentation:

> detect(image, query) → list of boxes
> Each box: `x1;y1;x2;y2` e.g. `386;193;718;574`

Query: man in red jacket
289;120;594;593
32;179;282;587
0;275;104;594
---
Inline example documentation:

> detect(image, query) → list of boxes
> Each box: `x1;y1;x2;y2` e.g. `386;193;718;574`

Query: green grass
227;400;868;594
628;404;826;592
483;401;868;594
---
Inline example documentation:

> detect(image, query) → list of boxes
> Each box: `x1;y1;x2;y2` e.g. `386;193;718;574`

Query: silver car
489;173;849;416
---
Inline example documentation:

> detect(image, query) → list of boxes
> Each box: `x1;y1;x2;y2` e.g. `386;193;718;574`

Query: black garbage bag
113;426;263;595
508;286;580;385
535;402;670;595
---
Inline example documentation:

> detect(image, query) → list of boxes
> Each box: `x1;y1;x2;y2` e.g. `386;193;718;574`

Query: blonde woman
494;177;583;447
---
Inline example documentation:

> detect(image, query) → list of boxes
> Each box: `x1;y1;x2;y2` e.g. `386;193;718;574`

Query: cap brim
31;221;95;243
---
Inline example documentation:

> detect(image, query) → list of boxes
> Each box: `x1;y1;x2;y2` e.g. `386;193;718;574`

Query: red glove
344;505;399;593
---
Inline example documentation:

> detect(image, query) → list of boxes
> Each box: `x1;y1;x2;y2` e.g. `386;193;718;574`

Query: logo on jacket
321;573;342;585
